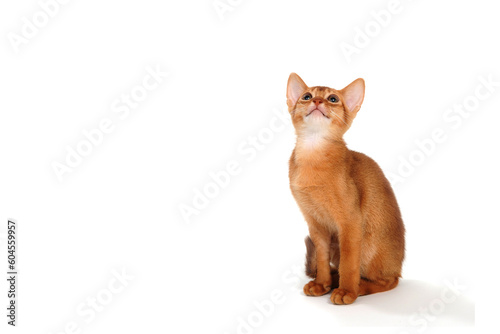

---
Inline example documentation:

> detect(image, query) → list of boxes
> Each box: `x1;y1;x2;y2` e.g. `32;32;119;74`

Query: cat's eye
328;95;339;103
302;93;312;101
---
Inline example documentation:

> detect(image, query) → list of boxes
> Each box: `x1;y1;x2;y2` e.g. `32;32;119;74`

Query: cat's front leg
303;222;332;296
330;216;362;305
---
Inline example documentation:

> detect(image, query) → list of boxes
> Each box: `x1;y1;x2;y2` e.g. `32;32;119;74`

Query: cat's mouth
306;109;329;118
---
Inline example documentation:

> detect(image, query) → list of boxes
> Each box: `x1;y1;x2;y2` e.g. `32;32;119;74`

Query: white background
0;0;498;333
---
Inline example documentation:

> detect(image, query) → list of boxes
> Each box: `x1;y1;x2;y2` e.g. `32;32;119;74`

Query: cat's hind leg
303;225;335;296
304;235;340;286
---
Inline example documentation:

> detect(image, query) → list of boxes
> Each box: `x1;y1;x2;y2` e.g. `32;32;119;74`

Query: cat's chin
300;117;332;138
306;109;329;119
304;112;332;126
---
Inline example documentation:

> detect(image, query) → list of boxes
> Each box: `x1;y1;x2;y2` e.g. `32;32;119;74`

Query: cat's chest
290;169;328;190
290;182;334;224
289;148;347;217
290;165;335;209
289;158;338;189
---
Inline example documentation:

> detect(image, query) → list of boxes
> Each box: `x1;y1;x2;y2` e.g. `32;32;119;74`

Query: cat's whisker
330;111;349;126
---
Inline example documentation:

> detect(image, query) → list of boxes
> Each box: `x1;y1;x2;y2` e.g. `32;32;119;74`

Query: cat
286;73;405;305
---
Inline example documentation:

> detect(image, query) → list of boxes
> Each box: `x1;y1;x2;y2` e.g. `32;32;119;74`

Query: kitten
286;73;405;305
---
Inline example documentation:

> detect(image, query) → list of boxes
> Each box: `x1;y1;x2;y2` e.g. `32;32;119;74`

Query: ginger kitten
286;73;405;305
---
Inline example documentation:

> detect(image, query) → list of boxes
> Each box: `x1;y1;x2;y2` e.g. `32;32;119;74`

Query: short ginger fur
287;73;405;305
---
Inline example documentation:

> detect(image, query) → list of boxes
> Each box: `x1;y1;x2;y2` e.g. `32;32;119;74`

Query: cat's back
348;150;390;189
348;149;402;215
348;149;404;241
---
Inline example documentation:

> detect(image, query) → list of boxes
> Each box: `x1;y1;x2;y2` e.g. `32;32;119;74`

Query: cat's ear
341;78;365;114
287;73;308;108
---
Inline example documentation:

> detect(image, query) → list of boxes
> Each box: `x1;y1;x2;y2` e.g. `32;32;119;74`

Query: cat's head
286;73;365;141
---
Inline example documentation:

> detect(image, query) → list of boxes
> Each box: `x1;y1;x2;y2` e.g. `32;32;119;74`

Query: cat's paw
330;288;357;305
303;281;331;296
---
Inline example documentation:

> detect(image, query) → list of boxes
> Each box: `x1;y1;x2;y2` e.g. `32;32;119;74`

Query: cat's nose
312;97;323;106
